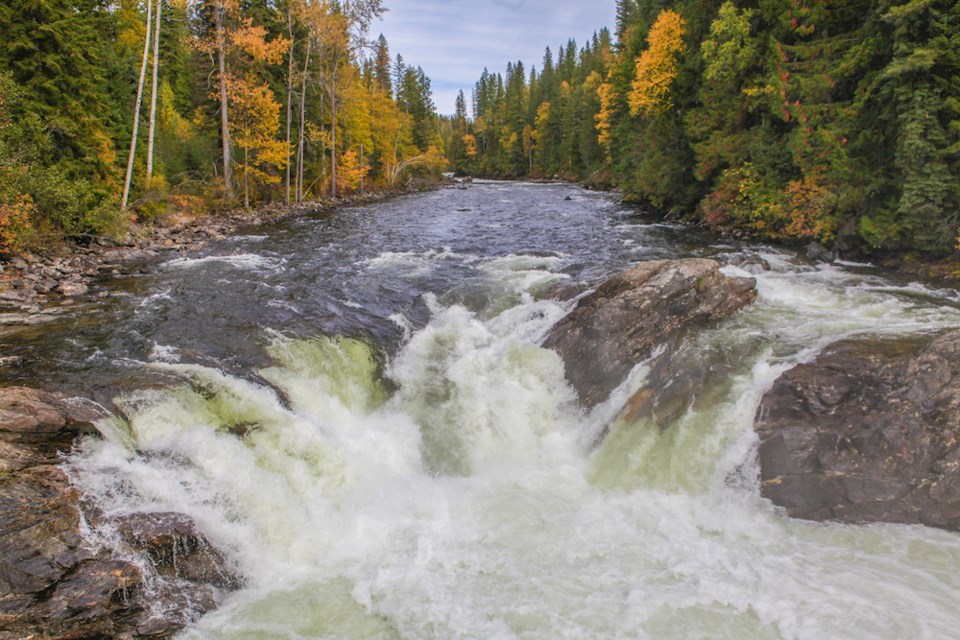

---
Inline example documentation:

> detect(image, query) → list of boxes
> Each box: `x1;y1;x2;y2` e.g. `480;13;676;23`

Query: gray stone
755;331;960;531
542;258;757;408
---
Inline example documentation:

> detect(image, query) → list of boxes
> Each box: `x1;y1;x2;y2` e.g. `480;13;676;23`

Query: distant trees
450;0;960;255
0;0;442;254
447;31;614;181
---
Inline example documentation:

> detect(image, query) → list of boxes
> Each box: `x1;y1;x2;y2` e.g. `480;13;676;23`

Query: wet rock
542;258;757;408
0;387;239;639
755;330;960;531
111;512;241;590
805;241;835;263
0;387;104;472
0;288;33;306
0;356;24;368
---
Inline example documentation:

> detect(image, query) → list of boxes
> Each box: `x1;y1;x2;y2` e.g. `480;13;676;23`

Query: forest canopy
0;0;444;254
2;0;958;258
446;0;960;255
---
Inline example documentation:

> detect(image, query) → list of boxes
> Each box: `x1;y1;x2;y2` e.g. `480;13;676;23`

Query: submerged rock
542;258;757;408
755;330;960;531
0;387;239;639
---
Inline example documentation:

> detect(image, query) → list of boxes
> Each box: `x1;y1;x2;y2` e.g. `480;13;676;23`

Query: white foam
164;253;283;271
69;256;960;639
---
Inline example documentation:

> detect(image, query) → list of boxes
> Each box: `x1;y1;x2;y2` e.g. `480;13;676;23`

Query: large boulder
755;330;960;531
0;387;240;639
542;258;757;408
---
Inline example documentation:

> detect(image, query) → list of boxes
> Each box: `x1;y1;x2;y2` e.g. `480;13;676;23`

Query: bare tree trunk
215;0;234;200
244;147;249;208
121;0;153;210
296;38;311;203
329;66;338;199
146;0;162;189
285;8;295;206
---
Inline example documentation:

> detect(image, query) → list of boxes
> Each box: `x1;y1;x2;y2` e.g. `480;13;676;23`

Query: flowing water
5;181;960;639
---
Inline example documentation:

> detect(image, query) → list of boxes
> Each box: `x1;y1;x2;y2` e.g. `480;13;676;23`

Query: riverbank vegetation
0;0;444;256
446;0;960;257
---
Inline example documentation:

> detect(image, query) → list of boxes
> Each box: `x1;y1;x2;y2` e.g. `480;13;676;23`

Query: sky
372;0;619;116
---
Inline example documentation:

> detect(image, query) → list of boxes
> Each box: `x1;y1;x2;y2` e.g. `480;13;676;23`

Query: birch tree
122;0;153;210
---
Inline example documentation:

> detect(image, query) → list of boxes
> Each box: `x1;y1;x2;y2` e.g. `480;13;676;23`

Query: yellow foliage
231;76;288;191
533;102;551;143
595;81;615;148
502;130;519;154
462;133;478;158
628;9;687;117
336;149;368;194
422;145;448;174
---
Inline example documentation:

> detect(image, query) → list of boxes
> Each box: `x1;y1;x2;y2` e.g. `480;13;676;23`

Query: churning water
9;182;960;638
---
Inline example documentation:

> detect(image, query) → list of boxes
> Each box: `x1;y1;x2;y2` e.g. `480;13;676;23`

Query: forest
0;0;443;254
2;0;959;259
447;0;960;256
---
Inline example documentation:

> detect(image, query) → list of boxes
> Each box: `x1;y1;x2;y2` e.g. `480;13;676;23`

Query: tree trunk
329;66;338;199
296;38;311;203
244;147;249;208
121;0;153;210
215;0;234;200
146;0;162;189
285;8;295;206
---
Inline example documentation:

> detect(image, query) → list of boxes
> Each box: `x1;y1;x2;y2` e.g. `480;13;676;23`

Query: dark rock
805;241;835;263
542;259;757;408
111;512;241;590
0;387;239;638
755;330;960;531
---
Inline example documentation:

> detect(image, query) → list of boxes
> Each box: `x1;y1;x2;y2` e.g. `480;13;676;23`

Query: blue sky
373;0;618;115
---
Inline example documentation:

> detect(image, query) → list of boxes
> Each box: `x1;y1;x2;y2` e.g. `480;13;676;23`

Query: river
6;181;960;639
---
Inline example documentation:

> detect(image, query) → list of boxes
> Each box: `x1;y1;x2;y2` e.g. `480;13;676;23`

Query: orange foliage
336;149;368;194
462;133;477;158
232;19;288;64
628;9;687;117
0;194;35;256
782;174;838;241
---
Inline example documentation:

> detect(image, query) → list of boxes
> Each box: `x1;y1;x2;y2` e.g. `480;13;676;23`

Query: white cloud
373;0;618;114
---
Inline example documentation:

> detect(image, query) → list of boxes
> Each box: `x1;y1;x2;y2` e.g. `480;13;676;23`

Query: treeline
0;0;443;255
448;0;960;255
